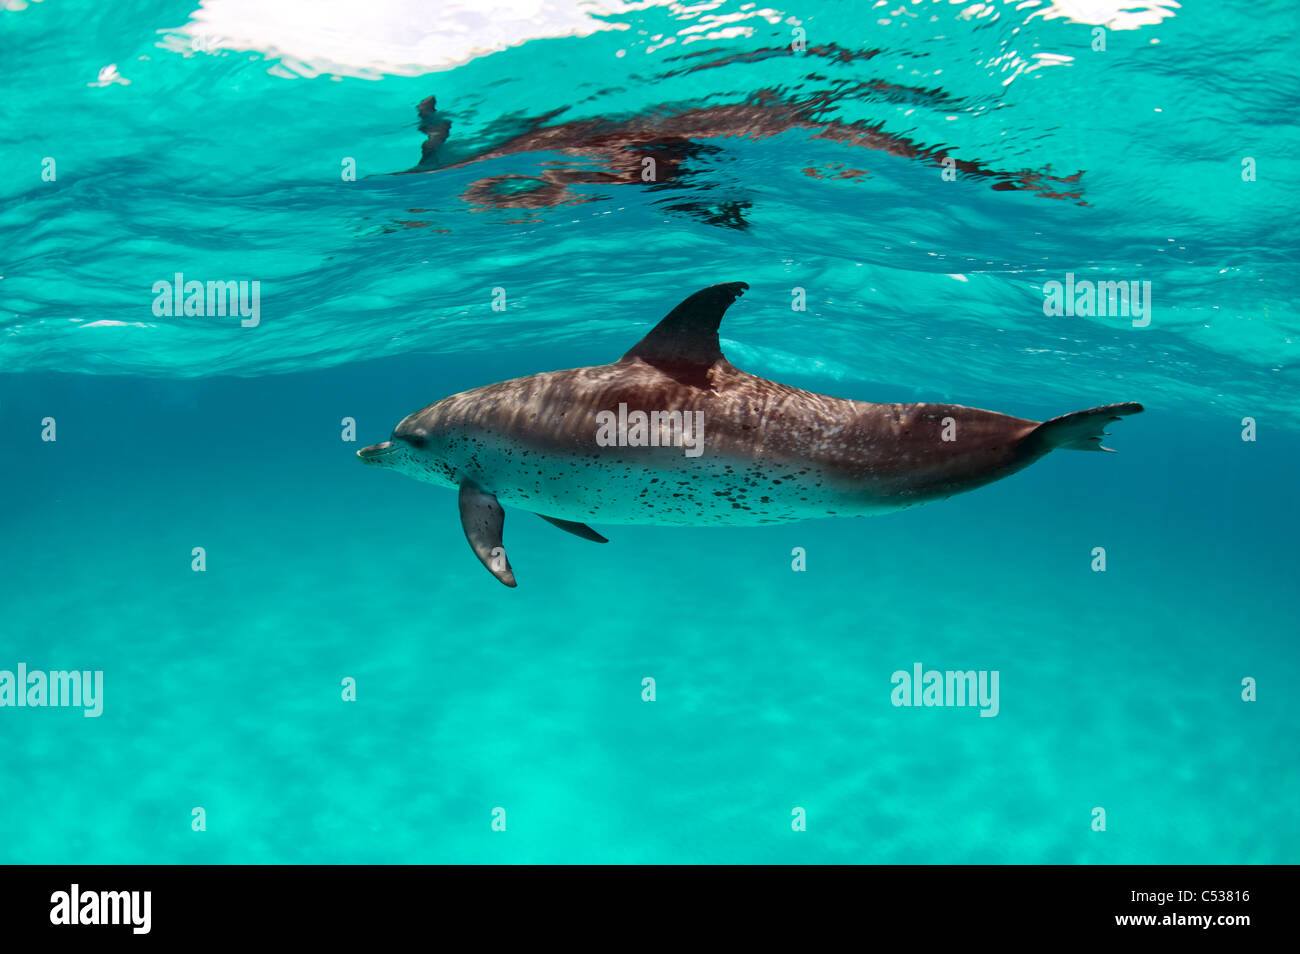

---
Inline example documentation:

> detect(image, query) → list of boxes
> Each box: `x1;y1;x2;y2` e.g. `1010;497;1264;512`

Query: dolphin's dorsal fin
458;480;517;587
416;96;451;170
620;282;748;383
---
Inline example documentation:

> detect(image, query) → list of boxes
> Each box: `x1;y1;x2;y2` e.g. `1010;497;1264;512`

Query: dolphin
407;87;1085;229
359;283;1141;587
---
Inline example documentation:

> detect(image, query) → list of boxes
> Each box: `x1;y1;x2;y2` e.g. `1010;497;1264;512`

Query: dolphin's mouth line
358;441;397;461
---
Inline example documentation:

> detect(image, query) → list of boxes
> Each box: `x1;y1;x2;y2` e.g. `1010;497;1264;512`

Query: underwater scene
1;0;1297;864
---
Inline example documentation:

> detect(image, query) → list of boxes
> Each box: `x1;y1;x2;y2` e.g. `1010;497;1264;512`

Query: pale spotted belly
401;433;902;527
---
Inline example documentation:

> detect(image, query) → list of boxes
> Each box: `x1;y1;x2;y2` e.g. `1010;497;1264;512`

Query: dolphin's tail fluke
1026;402;1144;454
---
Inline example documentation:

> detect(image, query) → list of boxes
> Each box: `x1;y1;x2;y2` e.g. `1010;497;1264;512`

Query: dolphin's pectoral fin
457;480;517;587
538;514;609;543
619;282;749;387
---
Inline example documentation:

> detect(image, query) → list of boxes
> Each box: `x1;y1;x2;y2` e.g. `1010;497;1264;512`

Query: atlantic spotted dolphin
408;87;1084;228
359;283;1141;586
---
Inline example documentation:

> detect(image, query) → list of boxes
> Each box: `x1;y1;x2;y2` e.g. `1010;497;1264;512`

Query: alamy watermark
595;403;704;457
890;662;999;717
152;272;260;327
50;884;150;934
1043;272;1151;327
0;664;103;717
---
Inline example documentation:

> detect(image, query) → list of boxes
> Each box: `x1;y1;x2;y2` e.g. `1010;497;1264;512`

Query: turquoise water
2;0;1297;864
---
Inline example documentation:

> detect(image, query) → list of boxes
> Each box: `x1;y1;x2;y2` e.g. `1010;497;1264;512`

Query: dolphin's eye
403;433;428;449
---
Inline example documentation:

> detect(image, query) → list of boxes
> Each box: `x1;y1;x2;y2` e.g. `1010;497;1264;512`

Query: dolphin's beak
357;440;397;464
